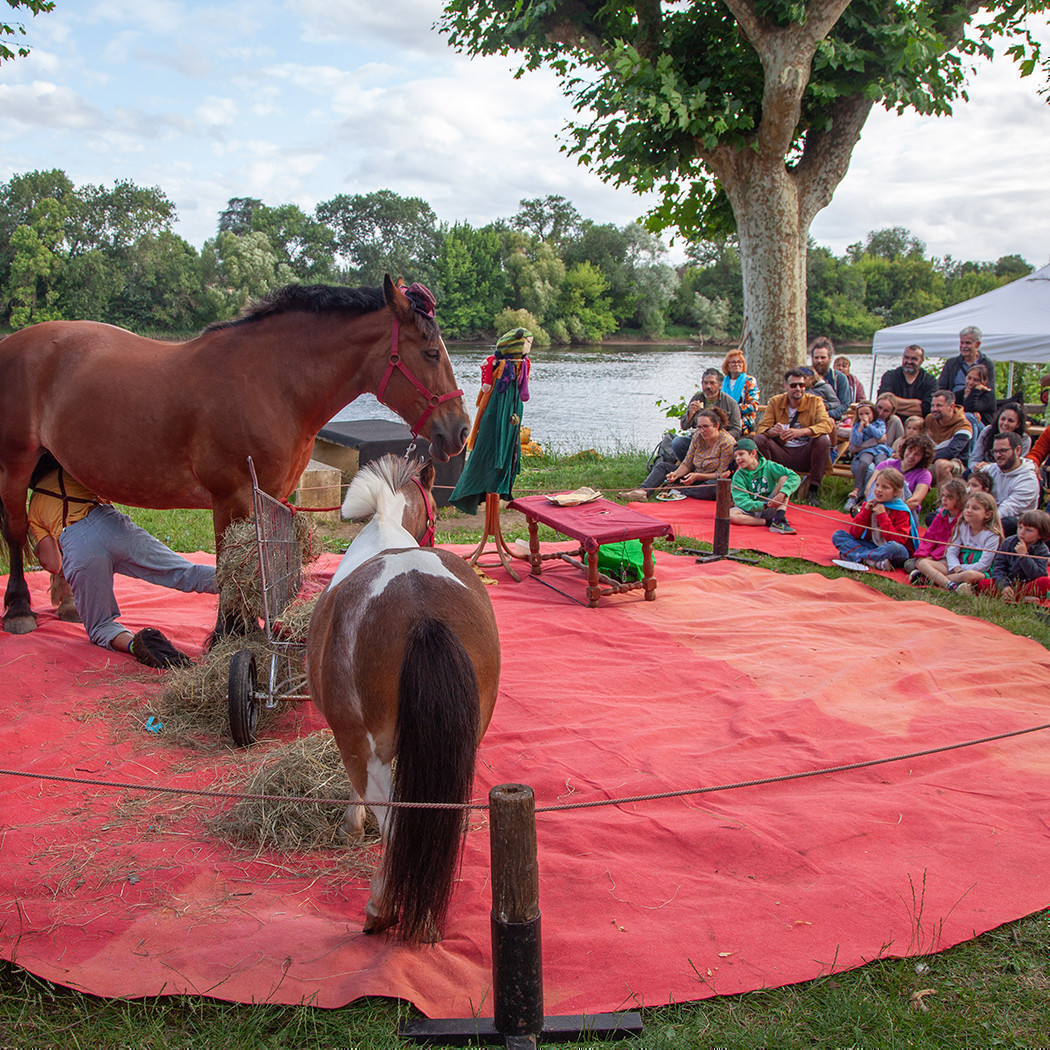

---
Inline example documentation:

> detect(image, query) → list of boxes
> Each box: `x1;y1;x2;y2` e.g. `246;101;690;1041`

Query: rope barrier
2;720;1047;813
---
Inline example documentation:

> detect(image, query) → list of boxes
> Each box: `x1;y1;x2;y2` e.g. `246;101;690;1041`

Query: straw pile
209;730;379;866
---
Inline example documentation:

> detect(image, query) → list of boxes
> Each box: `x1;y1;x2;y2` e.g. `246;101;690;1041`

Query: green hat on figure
496;328;532;356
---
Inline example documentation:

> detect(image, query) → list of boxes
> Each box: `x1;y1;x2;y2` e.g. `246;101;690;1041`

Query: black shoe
806;489;822;507
131;628;192;669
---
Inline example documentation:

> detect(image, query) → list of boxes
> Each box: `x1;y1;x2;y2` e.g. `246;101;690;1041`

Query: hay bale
209;730;378;861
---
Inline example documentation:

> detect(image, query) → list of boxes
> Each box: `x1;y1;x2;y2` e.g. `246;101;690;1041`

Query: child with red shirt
831;468;916;571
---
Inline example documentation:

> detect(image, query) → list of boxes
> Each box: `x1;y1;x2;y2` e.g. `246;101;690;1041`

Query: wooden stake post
400;783;643;1046
692;477;758;565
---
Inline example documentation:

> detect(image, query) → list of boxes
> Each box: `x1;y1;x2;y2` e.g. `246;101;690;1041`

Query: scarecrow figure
450;328;533;514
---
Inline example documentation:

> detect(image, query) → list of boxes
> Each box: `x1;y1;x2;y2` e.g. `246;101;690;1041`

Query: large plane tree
440;0;1046;390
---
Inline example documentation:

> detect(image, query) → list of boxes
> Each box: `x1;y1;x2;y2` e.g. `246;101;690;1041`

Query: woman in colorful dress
721;348;760;435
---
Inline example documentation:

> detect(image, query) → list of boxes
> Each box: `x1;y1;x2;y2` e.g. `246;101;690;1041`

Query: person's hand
1016;538;1029;556
719;469;732;479
688;400;702;417
872;501;885;515
1002;584;1017;602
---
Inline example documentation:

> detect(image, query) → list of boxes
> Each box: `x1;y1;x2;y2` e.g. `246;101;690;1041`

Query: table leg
527;518;541;575
586;547;601;607
642;539;657;600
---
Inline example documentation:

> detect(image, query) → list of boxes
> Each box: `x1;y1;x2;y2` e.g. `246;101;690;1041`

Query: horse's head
379;276;469;462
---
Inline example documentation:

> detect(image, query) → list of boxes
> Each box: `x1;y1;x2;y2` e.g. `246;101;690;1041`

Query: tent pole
1008;362;1015;398
870;353;878;401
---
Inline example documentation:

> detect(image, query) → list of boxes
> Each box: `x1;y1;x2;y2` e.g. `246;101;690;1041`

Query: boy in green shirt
728;438;802;535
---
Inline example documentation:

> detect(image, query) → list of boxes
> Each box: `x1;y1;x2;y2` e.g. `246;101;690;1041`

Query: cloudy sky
2;0;1048;268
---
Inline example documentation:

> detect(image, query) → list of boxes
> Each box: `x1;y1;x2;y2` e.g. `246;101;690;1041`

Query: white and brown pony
307;456;500;942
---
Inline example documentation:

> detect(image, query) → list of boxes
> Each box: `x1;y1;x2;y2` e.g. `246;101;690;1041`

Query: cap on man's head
797;366;815;376
736;437;758;452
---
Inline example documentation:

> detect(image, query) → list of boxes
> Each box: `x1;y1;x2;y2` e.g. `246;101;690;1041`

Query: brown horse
307;456;500;942
0;277;468;636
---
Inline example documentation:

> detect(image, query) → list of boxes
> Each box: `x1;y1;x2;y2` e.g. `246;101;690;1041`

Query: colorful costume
450;328;532;515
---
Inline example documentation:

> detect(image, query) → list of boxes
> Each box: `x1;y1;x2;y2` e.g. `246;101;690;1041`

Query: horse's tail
387;616;480;942
340;454;421;529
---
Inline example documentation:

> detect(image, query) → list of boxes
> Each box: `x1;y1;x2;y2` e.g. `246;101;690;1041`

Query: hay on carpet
209;730;378;868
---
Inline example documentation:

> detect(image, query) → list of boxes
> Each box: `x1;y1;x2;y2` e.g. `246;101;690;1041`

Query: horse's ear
383;275;413;322
419;459;436;490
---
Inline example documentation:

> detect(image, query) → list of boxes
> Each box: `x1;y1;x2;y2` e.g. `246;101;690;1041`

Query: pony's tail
387;617;480;942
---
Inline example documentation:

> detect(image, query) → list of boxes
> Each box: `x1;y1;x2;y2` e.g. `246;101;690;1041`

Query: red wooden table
508;495;675;606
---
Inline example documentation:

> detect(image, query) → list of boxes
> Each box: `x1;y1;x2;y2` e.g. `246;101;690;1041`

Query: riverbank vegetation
0;171;1035;347
3;448;1050;1045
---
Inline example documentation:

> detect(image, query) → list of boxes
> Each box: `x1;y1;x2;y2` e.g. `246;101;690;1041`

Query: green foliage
434;222;509;337
493;306;548;347
0;0;52;62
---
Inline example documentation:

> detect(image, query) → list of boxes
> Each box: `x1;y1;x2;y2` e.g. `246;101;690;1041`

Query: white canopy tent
870;263;1050;364
867;263;1050;398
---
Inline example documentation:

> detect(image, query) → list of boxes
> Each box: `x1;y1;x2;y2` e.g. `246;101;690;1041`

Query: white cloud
195;95;239;128
0;81;103;129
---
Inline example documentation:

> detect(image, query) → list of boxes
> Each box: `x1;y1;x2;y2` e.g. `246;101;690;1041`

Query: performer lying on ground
728;438;801;535
831;468;917;571
27;458;217;668
967;509;1050;601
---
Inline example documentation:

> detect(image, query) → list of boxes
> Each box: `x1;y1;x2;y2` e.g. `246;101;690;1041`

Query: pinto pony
307;457;500;942
0;277;468;636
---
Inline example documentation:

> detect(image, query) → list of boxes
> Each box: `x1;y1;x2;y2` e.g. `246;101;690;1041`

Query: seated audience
721;348;760;435
970;402;1030;473
809;336;850;417
893;415;926;457
874;393;906;453
626;407;735;501
926;390;973;488
832;468;916;571
912;491;1002;592
962;363;996;429
938;325;996;398
864;435;934;513
728;438;801;534
968;470;994;495
879;344;938;418
800;365;842;420
986;430;1040;535
673;367;743;458
755;370;835;505
904;479;967;573
834;356;865;403
843;401;890;512
967;509;1050;601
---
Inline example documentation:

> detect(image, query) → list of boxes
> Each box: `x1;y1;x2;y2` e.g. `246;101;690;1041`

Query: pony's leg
362;755;397;935
1;498;36;635
49;573;81;622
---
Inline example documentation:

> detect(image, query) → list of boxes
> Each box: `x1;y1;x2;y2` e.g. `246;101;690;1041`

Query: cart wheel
228;650;259;748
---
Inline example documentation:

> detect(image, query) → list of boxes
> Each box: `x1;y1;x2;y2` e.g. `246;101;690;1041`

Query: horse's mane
341;455;423;521
202;283;439;342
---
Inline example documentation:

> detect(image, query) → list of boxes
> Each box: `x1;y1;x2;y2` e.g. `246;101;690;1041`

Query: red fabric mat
628;496;905;576
2;551;1050;1015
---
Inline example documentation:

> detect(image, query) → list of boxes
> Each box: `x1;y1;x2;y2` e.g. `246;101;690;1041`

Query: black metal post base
399;1010;644;1045
681;547;759;565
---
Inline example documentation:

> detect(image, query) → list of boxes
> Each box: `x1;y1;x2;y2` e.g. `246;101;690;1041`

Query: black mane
202;283;387;333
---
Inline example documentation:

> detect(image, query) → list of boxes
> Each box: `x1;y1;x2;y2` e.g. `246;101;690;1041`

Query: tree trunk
722;162;809;402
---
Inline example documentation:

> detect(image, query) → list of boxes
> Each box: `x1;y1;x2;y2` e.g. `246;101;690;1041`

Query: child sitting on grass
966;509;1050;601
832;468;916;571
905;479;966;574
912;491;1002;592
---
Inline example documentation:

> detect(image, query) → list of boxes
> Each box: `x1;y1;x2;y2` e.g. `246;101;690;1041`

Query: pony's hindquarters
381;616;480;942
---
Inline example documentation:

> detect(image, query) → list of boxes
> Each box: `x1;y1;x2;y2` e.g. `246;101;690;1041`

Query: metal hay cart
227;457;311;747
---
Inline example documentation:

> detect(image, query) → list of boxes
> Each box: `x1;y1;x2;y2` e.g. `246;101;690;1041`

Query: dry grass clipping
209;730;379;873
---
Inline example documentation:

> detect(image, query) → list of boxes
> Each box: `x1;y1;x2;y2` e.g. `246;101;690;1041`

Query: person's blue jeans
671;433;691;461
60;505;218;649
831;529;909;566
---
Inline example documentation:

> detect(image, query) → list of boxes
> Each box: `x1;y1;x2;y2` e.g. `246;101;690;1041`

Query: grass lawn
2;447;1049;1047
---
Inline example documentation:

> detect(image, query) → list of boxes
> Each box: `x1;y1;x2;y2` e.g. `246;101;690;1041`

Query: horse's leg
1;493;36;635
208;494;254;645
49;572;80;622
362;755;397;935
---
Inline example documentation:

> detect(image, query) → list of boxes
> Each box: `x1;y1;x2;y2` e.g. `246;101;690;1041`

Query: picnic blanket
2;550;1050;1017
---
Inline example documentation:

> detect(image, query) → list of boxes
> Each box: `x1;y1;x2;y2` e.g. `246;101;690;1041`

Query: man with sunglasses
755;369;835;505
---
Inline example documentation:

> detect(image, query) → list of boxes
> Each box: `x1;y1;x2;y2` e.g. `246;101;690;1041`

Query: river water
331;343;892;453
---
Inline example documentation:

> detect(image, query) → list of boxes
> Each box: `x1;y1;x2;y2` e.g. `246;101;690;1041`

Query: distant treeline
0;170;1035;344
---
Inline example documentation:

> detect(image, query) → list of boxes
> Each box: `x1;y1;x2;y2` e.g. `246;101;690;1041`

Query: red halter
411;474;437;548
376;312;463;438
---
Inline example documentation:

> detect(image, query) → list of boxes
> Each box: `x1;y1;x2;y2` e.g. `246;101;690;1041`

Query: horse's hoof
363;912;395;936
56;600;81;623
336;824;365;844
3;613;37;635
